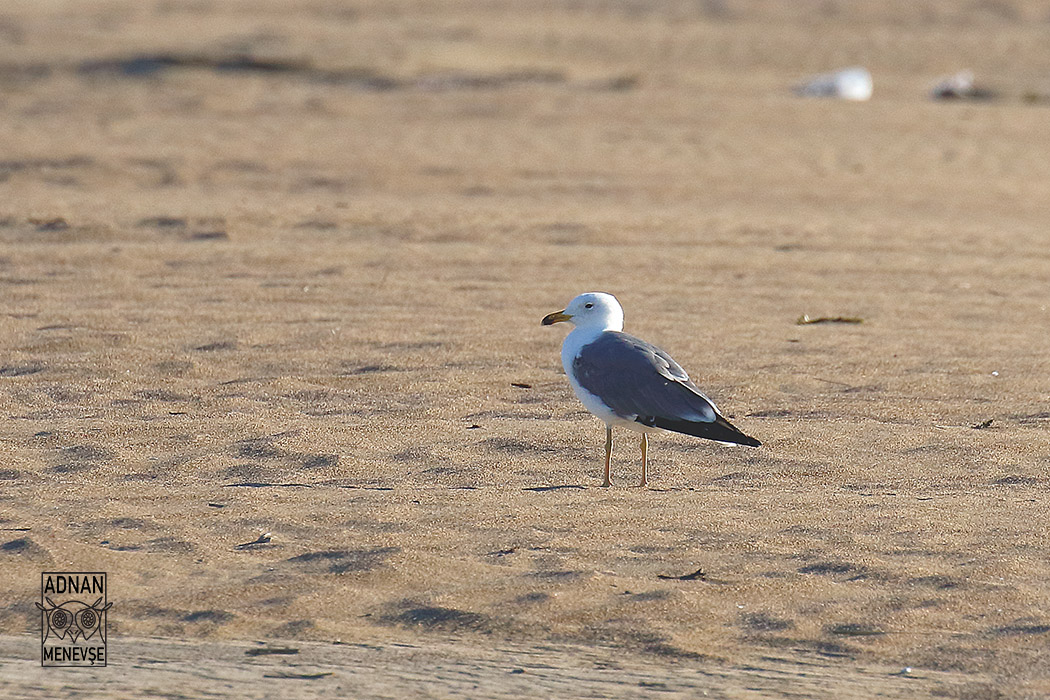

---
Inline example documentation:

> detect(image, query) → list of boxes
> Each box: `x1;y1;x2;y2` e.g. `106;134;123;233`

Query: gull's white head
541;292;624;332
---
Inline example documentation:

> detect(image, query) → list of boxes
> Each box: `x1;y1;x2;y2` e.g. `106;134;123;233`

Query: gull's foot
601;479;612;487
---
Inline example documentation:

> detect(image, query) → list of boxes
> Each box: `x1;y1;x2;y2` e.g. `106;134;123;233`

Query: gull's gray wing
572;331;760;446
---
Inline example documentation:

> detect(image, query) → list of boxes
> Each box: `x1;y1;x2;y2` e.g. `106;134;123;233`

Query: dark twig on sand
657;568;707;581
235;532;273;550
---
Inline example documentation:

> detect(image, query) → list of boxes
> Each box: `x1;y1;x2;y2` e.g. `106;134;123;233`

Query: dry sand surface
2;1;1050;697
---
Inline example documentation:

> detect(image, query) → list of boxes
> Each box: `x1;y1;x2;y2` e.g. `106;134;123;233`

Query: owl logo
36;596;112;645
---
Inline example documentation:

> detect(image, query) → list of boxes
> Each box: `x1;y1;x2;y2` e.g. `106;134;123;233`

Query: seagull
542;292;760;487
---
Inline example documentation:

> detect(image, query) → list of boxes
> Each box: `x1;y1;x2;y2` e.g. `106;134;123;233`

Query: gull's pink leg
602;426;612;487
639;434;649;487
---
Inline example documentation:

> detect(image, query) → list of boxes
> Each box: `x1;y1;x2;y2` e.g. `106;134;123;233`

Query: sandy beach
2;1;1050;697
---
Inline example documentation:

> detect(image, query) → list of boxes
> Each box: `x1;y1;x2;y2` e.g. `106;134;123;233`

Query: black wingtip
736;433;762;448
647;414;761;447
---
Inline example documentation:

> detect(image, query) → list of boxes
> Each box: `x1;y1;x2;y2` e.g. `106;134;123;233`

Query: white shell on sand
794;67;873;101
930;70;976;99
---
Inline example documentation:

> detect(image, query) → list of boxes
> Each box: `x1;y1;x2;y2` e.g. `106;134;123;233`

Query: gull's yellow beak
541;310;572;326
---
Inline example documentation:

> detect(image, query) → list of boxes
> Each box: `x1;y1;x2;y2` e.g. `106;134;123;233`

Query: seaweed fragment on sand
796;314;863;325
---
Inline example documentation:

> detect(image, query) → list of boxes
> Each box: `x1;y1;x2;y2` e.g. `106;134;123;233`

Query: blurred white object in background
793;67;873;101
930;70;976;99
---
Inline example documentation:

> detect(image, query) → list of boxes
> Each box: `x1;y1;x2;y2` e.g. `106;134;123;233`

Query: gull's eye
584;303;593;309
